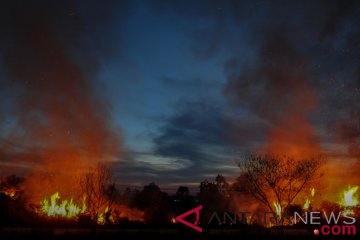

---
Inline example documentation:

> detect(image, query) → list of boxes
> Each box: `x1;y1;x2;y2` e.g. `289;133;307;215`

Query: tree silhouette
237;153;324;224
176;186;190;197
132;182;170;225
80;163;118;222
199;175;233;223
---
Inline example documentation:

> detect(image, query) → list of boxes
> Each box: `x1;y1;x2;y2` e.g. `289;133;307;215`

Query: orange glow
1;188;18;200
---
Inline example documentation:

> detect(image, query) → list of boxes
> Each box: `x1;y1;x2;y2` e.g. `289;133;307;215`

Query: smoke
0;0;124;198
224;29;320;157
224;0;360;196
334;101;360;185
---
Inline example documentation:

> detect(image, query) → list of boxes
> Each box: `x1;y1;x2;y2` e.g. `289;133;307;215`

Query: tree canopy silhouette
237;153;324;222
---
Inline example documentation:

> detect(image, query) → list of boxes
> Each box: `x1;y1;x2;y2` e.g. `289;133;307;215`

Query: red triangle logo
175;205;203;232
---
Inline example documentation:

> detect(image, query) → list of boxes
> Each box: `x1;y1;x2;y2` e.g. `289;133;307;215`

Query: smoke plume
224;0;360;196
224;29;320;157
0;0;123;199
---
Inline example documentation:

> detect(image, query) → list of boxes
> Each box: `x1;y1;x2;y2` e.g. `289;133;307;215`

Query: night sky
1;0;360;191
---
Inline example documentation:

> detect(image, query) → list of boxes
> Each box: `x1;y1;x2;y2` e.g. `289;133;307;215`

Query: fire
39;192;143;224
303;187;316;210
303;199;310;210
40;192;86;218
273;201;281;217
97;206;111;225
311;187;315;197
97;213;105;225
1;188;18;200
339;186;359;207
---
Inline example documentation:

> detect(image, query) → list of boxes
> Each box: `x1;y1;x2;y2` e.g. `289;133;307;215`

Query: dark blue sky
1;0;360;191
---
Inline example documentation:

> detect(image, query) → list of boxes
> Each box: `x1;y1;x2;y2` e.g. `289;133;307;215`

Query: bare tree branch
237;153;324;224
80;162;118;222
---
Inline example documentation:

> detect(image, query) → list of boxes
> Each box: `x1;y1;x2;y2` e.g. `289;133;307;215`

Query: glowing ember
1;188;18;200
273;201;281;217
339;186;359;207
40;192;86;218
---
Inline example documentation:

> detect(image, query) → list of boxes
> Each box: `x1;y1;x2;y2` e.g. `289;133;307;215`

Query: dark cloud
315;0;356;41
110;150;239;192
152;101;267;172
153;102;230;166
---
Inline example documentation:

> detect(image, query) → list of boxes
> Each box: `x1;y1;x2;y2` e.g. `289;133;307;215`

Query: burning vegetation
303;187;316;210
35;163;144;225
40;192;86;219
0;2;359;239
339;186;359;208
338;186;359;216
0;167;359;231
0;175;24;201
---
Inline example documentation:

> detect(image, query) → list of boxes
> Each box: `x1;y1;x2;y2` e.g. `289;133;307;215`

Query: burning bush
35;163;144;225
